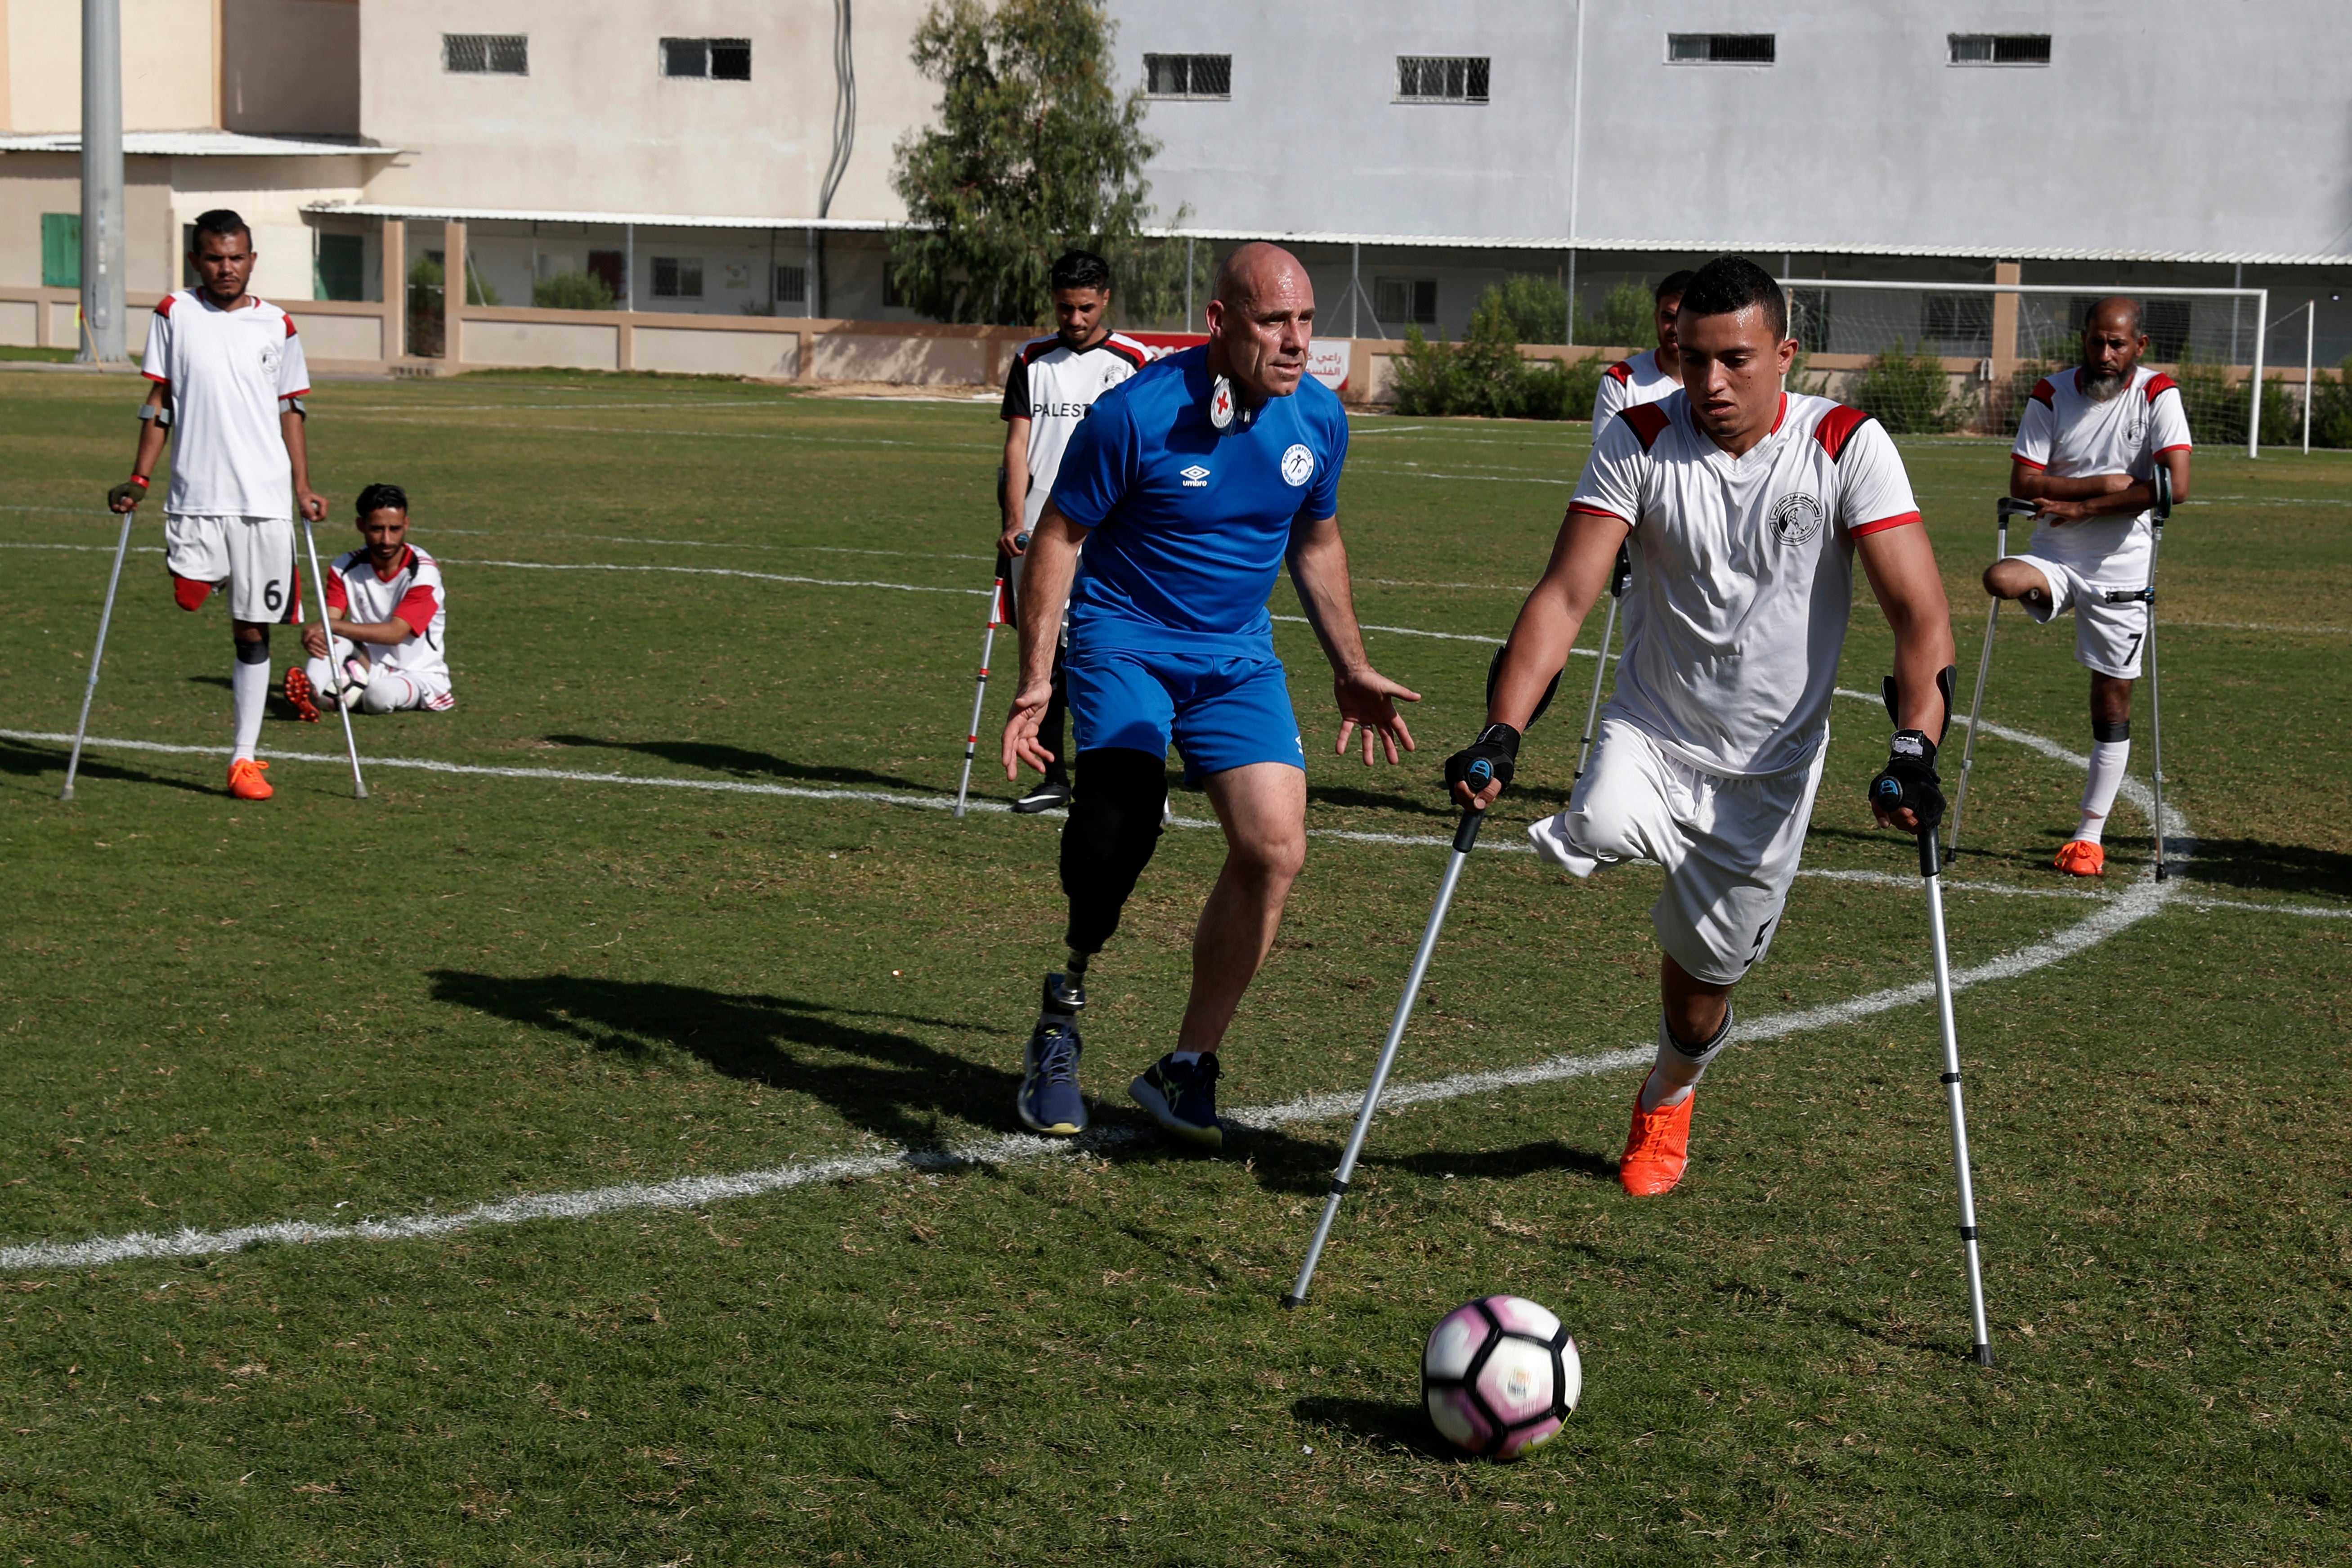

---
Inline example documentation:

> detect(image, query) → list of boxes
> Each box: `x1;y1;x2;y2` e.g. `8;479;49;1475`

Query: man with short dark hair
288;483;454;719
996;250;1149;812
1456;255;1958;1199
1590;269;1697;436
1000;242;1419;1147
110;207;324;800
1984;297;2193;877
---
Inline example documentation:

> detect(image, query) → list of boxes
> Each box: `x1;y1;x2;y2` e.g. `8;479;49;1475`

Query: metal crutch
1572;543;1633;781
953;556;1011;819
297;515;368;798
59;508;139;801
2104;465;2173;879
1946;499;2039;859
1283;652;1562;1309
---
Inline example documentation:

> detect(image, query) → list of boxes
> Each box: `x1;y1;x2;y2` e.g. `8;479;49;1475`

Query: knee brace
1060;747;1168;956
2091;717;2131;743
234;631;270;665
172;574;214;613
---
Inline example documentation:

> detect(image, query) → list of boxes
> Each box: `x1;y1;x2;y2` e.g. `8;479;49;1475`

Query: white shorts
165;513;299;625
1527;716;1827;986
2015;552;2146;679
306;645;455;714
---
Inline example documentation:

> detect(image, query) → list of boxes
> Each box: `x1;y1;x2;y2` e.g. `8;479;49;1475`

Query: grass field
1;365;2347;1565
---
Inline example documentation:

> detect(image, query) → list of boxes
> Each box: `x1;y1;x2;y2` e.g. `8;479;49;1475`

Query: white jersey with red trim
1001;332;1150;531
1570;390;1922;778
2011;365;2191;581
1590;348;1678;437
326;544;451;699
140;289;310;519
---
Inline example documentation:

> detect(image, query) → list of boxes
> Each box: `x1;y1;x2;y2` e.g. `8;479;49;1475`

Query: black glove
107;475;149;512
1445;723;1521;801
1870;730;1944;830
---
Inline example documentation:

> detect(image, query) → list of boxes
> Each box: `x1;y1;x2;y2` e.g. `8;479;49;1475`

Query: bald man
1000;242;1419;1148
1989;297;2193;876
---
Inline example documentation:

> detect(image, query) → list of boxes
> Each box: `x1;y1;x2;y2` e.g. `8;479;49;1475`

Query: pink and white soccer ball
1421;1295;1581;1458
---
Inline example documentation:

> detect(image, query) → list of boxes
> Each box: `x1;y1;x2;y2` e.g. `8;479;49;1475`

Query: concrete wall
4;0;220;133
633;322;796;378
224;0;360;137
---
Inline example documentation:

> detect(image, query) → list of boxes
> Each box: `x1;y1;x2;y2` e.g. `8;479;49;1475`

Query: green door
41;213;80;288
316;233;365;301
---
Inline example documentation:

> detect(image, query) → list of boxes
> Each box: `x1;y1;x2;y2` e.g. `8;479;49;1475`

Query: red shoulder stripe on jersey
2010;453;2047;470
2030;377;2056;407
284;316;298;338
154;295;175;317
1770;392;1789;435
1104;340;1149;369
1019;337;1059;366
1812;403;1873;460
1621;402;1671;451
324;568;349;614
394;584;439;637
1604;360;1634;385
1848;510;1921;539
2143;373;2178;402
1568;503;1628;524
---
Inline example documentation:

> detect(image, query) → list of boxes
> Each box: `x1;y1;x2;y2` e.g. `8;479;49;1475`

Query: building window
1375;277;1438;326
651;257;703;299
662;37;752;80
1922;293;1992;349
1666;34;1775;64
316;233;366;301
1144;53;1232;99
1949;34;2052;65
1396;56;1488;103
444;34;528;75
775;265;807;305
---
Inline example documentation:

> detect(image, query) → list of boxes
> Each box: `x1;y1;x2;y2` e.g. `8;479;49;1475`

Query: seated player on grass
286;483;454;719
1983;297;2192;877
1452;255;1958;1200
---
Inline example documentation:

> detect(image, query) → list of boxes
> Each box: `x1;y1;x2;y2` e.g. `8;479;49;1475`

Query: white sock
2075;739;2131;845
231;655;270;761
1639;1007;1733;1113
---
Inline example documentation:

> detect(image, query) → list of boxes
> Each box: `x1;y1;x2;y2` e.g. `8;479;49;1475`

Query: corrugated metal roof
298;204;2352;268
0;130;401;157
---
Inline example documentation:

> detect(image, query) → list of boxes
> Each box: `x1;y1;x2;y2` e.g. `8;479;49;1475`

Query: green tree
1851;340;1964;434
1576;281;1656;348
889;0;1185;327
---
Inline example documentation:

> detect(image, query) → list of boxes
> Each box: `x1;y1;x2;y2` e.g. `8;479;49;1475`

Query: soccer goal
1776;278;2272;457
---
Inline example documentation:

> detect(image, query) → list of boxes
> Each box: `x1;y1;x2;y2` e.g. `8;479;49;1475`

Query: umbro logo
1180;464;1210;487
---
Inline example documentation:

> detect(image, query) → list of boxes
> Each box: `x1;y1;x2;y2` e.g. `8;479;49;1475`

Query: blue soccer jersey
1049;345;1348;655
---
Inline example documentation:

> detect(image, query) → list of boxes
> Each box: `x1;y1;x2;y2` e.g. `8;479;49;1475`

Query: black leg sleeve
1039;641;1071;784
1061;747;1168;955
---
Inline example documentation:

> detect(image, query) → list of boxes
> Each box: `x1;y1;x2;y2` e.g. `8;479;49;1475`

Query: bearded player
1451;256;1958;1198
288;484;454;718
1984;297;2193;876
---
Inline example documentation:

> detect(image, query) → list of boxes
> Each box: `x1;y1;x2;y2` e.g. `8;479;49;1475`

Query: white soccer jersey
1570;391;1922;778
1590;348;1679;437
325;544;451;699
2012;365;2192;581
141;289;310;519
1002;332;1150;530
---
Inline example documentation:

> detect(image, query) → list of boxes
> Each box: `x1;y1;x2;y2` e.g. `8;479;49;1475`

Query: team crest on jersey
1209;376;1236;430
1770;492;1825;547
260;344;282;379
1280;444;1315;487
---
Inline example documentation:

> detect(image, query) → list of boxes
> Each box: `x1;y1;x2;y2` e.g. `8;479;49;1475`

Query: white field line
443;557;985;596
0;690;2217;1272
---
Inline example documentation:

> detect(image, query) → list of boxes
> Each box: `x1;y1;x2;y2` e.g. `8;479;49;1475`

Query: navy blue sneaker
1017;973;1088;1136
1130;1052;1222;1151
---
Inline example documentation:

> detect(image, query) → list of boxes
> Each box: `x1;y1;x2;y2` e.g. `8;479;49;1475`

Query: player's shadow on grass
1223;1129;1618;1200
0;738;215;796
2175;837;2352;901
427;971;1009;1148
1306;783;1458;821
1290;1396;1457;1459
542;735;936;793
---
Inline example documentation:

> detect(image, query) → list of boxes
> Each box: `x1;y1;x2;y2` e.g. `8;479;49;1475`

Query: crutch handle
2150;464;2173;522
1452;809;1487;854
1996;498;2038;521
1917;827;1943;880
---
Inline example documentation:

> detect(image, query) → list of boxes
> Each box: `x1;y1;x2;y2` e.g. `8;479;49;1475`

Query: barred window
1949;34;2052;65
663;37;752;79
1144;54;1231;99
651;257;703;300
1375;277;1438;326
774;265;806;305
444;34;528;75
1396;56;1488;103
1666;34;1775;64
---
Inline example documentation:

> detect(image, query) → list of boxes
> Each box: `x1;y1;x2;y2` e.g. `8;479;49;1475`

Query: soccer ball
1421;1295;1581;1459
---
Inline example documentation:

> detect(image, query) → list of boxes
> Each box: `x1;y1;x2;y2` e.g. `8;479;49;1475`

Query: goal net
1777;278;2275;454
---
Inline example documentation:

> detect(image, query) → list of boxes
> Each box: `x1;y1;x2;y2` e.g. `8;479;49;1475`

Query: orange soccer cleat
283;666;322;723
2052;839;2106;878
1619;1089;1695;1197
226;757;273;801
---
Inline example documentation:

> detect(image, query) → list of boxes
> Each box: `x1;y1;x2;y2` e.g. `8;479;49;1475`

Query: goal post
1774;278;2270;458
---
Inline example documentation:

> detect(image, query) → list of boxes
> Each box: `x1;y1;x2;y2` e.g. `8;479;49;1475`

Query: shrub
1389;288;1609;421
1576;281;1656;349
2307;357;2352;448
1851;339;1964;434
533;270;616;311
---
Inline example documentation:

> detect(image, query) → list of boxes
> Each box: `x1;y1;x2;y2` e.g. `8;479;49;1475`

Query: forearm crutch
1284;650;1562;1309
952;557;1010;819
2105;466;2173;879
298;515;368;798
59;509;138;802
1946;500;2038;859
1572;543;1632;781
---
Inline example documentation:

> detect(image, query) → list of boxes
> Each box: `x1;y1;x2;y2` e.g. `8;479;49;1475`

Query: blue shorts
1065;646;1304;784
